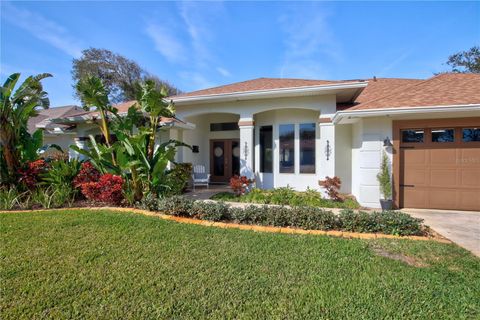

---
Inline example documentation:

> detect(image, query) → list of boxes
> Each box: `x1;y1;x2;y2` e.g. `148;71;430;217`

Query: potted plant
377;151;393;211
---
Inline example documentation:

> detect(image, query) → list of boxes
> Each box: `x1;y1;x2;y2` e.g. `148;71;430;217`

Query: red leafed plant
73;162;101;188
319;176;343;202
80;173;124;205
19;159;48;189
230;175;255;196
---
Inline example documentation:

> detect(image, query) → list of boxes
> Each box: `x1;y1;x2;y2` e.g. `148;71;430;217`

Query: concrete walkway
403;208;480;257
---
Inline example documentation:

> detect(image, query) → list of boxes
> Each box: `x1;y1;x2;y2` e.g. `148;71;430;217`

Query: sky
1;1;479;106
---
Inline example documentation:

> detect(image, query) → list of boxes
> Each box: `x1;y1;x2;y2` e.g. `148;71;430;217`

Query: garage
393;118;480;211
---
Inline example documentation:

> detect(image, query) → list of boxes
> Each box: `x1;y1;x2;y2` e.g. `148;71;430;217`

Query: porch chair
191;165;210;191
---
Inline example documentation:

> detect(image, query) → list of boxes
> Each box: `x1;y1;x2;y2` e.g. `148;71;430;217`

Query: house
46;73;480;211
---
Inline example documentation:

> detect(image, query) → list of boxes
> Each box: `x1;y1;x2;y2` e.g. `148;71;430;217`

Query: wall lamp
383;137;393;147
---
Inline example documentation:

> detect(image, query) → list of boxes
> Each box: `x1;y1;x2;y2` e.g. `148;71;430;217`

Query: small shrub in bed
193;201;230;221
289;206;338;230
338;209;424;236
137;192;161;211
158;195;194;217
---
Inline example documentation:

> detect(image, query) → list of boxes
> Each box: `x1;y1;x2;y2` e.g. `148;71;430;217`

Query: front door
210;139;240;183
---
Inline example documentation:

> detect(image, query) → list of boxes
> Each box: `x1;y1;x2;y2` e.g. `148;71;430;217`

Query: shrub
377;152;392;200
338;209;424;236
80;174;124;205
31;187;57;209
137;192;161;211
289;206;338;230
230;175;254;196
0;187;23;210
158;195;194;217
193;201;230;221
42;158;81;189
319;176;342;201
167;163;192;194
269;186;296;205
73;162;100;188
18;160;48;189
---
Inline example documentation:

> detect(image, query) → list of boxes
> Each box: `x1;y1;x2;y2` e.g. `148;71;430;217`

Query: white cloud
216;67;231;77
145;23;187;63
2;2;83;58
278;5;341;79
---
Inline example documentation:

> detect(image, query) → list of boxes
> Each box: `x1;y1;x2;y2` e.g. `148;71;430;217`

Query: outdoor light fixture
383;137;393;147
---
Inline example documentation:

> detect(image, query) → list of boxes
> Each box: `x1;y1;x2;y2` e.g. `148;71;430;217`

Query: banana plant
0;72;52;183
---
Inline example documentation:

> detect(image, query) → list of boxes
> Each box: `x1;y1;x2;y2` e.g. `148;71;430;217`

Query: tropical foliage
0;73;51;184
71;75;190;202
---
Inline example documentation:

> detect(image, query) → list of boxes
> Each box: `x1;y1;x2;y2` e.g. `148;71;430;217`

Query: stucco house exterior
40;73;480;211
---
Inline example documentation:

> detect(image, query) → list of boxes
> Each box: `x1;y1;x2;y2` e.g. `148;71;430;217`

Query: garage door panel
402;189;427;208
428;189;458;208
429;149;457;165
458;191;480;211
403;168;428;186
430;169;457;187
460;169;480;187
403;149;427;165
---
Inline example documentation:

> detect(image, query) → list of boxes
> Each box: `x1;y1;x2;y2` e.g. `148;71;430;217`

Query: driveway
404;208;480;257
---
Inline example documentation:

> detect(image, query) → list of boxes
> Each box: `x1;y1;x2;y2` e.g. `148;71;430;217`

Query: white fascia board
171;82;368;105
332;104;480;124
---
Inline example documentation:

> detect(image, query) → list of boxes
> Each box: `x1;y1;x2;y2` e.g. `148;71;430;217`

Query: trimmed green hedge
138;196;425;236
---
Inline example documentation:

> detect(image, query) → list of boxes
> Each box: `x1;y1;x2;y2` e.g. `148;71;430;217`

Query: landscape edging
0;207;451;243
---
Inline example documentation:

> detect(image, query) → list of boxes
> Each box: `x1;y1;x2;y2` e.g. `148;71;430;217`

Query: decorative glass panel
401;129;424;143
213;141;224;176
279;124;295;173
299;123;315;173
432;128;454;142
260;126;273;173
462;128;480;142
231;140;240;176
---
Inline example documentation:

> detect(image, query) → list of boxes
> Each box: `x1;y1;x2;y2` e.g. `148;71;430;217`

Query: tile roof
349;73;480;110
171;77;356;98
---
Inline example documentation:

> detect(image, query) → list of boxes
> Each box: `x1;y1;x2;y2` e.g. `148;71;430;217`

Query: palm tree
0;73;51;182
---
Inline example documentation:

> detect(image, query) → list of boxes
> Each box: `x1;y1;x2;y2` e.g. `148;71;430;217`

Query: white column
318;118;335;182
239;118;254;179
70;137;89;160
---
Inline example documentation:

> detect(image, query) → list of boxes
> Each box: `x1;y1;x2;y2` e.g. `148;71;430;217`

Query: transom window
210;122;239;132
462;128;480;142
401;129;424;143
431;128;454;143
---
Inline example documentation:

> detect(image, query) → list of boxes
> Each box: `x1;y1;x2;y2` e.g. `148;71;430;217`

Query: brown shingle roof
350;73;480;110
337;78;423;110
171;77;354;98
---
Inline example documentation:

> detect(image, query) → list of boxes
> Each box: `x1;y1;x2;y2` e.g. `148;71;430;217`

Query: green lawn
1;210;479;319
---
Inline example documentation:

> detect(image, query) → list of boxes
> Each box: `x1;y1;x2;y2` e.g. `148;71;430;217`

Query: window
299;123;315;173
432;128;454;142
462;128;480;142
259;126;273;173
401;129;424;143
279;124;295;173
210;122;239;131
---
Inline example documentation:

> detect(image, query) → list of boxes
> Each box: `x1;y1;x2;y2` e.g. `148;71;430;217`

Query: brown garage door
397;121;480;211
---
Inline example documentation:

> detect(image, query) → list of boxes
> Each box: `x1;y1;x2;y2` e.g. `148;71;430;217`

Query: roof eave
171;82;369;105
332;103;480;124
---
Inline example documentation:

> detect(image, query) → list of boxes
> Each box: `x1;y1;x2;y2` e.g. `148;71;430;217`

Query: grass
1;209;479;319
211;188;360;209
